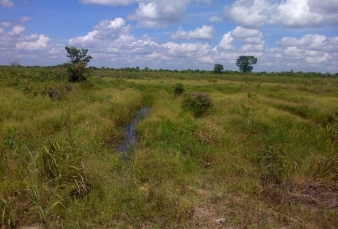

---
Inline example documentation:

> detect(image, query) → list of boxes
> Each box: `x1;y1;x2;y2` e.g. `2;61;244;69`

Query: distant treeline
2;64;337;78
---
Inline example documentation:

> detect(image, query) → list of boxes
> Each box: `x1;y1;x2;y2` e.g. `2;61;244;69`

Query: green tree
65;46;93;82
213;64;224;74
236;56;257;73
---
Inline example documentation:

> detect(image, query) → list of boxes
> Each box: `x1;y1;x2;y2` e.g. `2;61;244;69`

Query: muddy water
115;107;150;153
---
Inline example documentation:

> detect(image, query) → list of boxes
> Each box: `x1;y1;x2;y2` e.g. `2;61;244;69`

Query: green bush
65;47;92;82
172;83;185;96
182;92;212;117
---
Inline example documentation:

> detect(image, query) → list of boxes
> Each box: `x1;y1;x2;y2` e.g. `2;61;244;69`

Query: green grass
0;66;338;228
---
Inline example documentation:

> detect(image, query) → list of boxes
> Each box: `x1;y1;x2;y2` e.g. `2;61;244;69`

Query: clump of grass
241;92;267;124
325;111;338;142
307;155;338;186
39;142;90;196
182;92;213;117
256;146;288;186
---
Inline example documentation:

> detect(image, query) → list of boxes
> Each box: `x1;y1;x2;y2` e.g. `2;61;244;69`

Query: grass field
0;66;338;228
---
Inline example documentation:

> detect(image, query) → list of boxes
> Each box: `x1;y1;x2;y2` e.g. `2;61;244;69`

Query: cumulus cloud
0;0;14;7
171;25;214;40
0;18;58;66
66;17;216;69
218;32;234;50
16;34;50;50
129;0;213;28
231;26;262;41
223;0;338;28
277;34;338;52
276;34;338;66
223;0;273;28
80;0;213;28
130;1;190;28
197;56;214;64
9;26;26;36
68;17;133;47
217;26;264;51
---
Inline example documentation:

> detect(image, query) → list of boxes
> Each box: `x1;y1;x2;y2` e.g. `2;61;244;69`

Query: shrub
67;62;90;82
172;83;185;96
65;47;92;82
182;92;212;117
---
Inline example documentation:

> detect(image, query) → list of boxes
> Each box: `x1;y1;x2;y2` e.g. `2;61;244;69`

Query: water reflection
115;107;150;153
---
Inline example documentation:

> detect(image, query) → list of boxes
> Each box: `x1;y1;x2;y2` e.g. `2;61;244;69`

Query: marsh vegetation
0;66;337;228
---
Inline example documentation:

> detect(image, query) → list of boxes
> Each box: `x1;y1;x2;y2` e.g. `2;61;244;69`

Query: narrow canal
115;107;151;153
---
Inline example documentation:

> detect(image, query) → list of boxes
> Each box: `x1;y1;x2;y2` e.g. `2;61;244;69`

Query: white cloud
171;25;214;40
231;26;262;39
131;1;189;28
80;0;214;28
66;16;217;68
217;26;264;51
223;0;338;28
1;22;11;27
240;44;264;52
305;53;329;64
9;26;26;36
68;18;133;47
209;16;222;23
197;56;214;64
277;34;338;52
16;34;50;50
0;0;14;7
218;32;234;50
273;0;321;27
273;34;338;69
163;42;209;54
223;0;273;28
129;0;212;28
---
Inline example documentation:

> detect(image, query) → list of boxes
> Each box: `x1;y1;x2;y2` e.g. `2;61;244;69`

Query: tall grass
0;66;337;228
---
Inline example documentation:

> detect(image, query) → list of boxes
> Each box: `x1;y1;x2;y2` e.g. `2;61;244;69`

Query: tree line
10;47;336;82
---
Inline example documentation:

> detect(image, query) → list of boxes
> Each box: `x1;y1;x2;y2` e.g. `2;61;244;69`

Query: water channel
115;107;151;154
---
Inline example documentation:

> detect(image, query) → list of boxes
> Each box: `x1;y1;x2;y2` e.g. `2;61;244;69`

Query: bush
172;83;185;96
65;47;92;82
182;92;212;117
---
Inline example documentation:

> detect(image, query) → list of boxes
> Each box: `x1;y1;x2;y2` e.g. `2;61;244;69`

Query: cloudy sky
0;0;337;73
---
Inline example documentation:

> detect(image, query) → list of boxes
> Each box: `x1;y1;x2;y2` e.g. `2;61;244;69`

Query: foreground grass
0;67;337;228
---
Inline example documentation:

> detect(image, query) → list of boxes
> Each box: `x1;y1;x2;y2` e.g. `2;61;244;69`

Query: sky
0;0;337;73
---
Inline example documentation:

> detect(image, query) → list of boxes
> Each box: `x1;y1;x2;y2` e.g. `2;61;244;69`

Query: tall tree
65;46;92;82
213;63;224;74
236;56;257;73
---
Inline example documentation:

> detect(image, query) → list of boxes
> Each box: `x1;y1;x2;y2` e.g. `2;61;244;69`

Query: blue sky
0;0;337;72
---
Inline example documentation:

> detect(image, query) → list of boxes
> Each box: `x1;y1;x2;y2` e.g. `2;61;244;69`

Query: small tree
213;64;224;74
236;56;257;73
65;46;92;82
